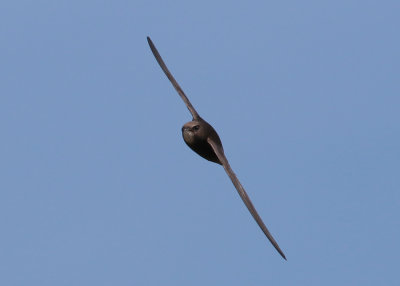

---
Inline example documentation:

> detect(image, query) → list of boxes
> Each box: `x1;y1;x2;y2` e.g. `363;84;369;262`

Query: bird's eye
193;125;200;131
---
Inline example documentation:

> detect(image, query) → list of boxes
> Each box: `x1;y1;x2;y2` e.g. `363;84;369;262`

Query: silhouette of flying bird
147;36;286;260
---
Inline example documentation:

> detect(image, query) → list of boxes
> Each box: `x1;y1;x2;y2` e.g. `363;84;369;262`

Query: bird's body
147;36;286;260
182;119;222;165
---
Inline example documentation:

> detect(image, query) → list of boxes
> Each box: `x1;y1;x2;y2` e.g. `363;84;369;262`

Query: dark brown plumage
147;36;286;260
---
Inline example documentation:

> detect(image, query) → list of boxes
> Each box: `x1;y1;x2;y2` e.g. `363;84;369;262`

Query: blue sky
1;1;399;285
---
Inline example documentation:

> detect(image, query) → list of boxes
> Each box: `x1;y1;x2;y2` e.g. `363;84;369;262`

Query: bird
147;36;286;260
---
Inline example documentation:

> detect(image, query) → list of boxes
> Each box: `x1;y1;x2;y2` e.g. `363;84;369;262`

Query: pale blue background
1;1;399;285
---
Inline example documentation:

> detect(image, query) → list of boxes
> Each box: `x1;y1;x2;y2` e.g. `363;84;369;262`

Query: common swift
147;37;286;260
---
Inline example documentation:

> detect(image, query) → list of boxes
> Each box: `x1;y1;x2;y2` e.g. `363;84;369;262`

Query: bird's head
181;121;207;145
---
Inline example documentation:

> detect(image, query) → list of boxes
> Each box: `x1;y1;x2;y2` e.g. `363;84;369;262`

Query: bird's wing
147;37;200;120
207;137;287;260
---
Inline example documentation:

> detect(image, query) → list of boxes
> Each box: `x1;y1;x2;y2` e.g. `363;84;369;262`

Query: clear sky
1;1;399;285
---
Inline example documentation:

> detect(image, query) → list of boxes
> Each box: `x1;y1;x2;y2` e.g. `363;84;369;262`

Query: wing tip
276;247;287;260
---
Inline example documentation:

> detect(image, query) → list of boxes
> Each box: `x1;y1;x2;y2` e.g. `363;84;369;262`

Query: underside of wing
207;137;287;260
147;37;200;120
